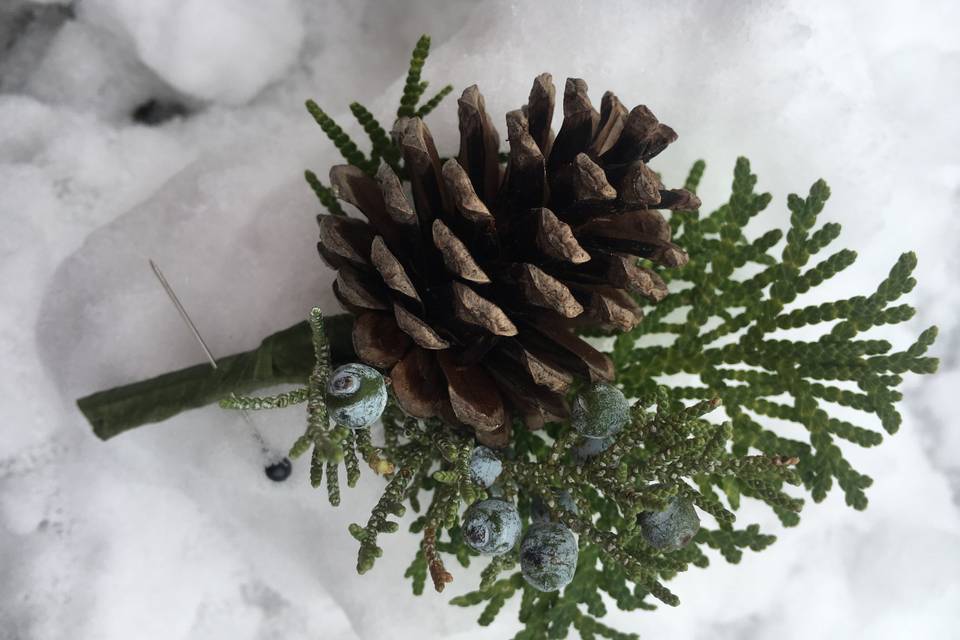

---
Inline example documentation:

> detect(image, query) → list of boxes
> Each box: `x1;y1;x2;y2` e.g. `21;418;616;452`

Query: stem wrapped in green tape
76;314;355;441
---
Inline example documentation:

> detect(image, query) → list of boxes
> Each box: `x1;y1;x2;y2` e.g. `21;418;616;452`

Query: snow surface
2;0;959;638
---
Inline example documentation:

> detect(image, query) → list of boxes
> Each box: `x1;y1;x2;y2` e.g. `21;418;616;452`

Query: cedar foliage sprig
613;158;938;513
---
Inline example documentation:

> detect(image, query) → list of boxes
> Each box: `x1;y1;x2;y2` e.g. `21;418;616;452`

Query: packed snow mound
80;0;305;104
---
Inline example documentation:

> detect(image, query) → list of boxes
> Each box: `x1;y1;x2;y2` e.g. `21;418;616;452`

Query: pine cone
317;75;698;446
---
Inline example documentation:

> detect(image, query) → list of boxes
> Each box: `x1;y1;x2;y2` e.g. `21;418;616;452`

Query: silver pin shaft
149;260;219;368
148;259;278;460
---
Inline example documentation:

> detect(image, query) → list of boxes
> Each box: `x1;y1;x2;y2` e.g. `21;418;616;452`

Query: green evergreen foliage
416;84;454;118
349;102;400;171
281;308;351;505
397;35;434;118
305;99;368;168
613;158;938;513
219;387;309;410
304;169;346;216
304;34;453;216
249;158;935;637
442;393;796;637
257;308;811;636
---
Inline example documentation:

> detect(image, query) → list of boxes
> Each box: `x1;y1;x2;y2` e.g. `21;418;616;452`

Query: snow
2;0;959;638
78;0;306;105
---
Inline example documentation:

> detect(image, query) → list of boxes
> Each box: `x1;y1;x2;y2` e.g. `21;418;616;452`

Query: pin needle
148;259;292;482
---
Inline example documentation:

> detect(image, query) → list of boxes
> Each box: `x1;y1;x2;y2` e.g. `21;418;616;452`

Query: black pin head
264;458;292;482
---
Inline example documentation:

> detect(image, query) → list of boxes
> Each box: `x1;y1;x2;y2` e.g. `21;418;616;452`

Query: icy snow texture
79;0;306;105
1;0;959;638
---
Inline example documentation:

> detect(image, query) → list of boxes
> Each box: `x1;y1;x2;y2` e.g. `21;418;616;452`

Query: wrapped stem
76;314;356;440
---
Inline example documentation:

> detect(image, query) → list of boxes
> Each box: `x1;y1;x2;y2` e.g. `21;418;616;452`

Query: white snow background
2;0;959;638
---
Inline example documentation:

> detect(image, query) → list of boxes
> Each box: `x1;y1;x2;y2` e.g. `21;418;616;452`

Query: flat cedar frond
616;157;938;512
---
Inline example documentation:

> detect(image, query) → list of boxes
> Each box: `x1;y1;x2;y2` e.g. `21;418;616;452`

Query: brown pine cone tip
317;74;699;447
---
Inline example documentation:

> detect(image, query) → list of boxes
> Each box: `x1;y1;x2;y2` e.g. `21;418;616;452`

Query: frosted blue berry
637;496;700;551
531;489;579;523
325;363;387;429
571;435;615;464
520;522;578;592
570;382;630;439
468;446;502;488
462;498;521;555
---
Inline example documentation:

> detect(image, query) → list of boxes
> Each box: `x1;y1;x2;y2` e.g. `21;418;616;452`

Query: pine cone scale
485;358;566;429
515;263;584;319
432;219;491;284
375;163;418;225
457;85;502;204
531;208;591;264
525;72;556;155
511;343;574;393
504;110;546;208
370;236;421;301
437;350;505;432
589;91;628;157
391;347;448;419
352;312;411;368
524;316;615;382
442;158;494;225
401;118;447;229
393;304;449;350
335;266;391;311
450;282;518;337
546;79;599;172
571;153;617;202
318;215;374;266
